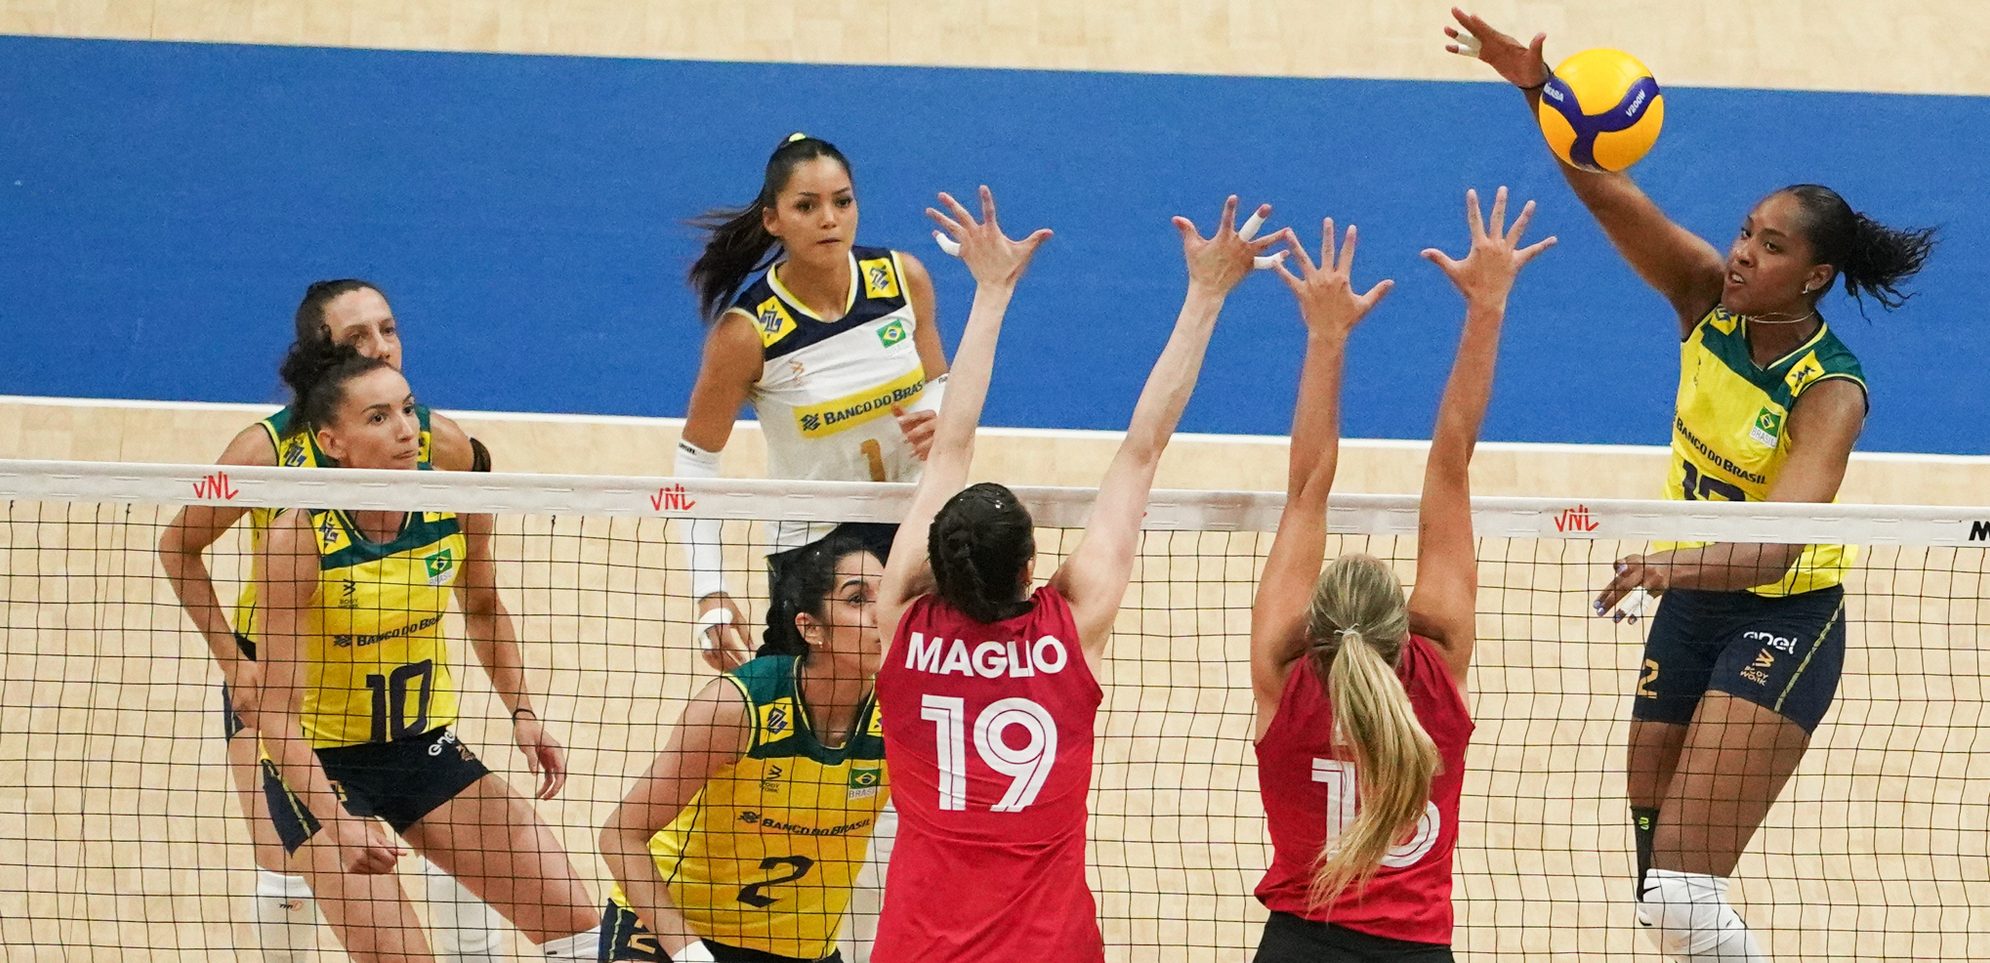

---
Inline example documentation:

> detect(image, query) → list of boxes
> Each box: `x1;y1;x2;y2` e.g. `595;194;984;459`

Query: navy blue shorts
269;726;489;852
596;900;842;962
219;632;257;740
1254;911;1453;962
1632;586;1847;733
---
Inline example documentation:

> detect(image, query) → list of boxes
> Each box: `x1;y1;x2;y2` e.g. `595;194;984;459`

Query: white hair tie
1338;627;1363;644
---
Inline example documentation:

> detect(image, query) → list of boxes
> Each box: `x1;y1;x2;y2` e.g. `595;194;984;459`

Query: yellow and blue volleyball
1535;48;1665;173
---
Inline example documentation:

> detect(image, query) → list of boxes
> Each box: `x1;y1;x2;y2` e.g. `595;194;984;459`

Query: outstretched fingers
1216;194;1240;237
978;184;998;228
1464;188;1485;239
1517;235;1560;265
1335;223;1360;275
1488;185;1510;238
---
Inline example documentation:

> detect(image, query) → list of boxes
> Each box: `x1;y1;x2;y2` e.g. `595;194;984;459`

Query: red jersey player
871;187;1283;963
1248;189;1555;961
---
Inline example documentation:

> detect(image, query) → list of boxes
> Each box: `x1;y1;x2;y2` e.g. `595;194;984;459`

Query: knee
1634;868;1755;959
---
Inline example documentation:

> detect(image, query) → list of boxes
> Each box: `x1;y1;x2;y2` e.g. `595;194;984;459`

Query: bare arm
680;313;765;669
428;412;478;472
599;677;751;958
453;511;565;800
1596;379;1866;608
877;187;1051;643
258;512;404;874
1448;7;1723;334
1409;188;1556;683
1052;197;1282;661
1250;220;1392;731
889;250;949;462
157;423;272;721
902;252;949;380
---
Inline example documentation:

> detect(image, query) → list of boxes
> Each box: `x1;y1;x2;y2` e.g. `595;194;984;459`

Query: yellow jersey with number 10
1662;307;1866;596
298;507;464;749
233;405;435;647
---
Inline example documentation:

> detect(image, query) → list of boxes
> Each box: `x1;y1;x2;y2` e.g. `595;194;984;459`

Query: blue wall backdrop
1;37;1982;453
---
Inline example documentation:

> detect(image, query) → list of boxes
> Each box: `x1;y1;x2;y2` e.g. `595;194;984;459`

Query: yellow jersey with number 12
298;507;464;749
1662;307;1866;596
608;655;888;960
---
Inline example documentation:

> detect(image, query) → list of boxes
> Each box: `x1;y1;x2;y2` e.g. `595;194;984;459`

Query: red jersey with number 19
873;585;1105;963
1254;633;1473;946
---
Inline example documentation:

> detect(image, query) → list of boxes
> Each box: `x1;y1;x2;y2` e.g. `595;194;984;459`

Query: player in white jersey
674;133;948;961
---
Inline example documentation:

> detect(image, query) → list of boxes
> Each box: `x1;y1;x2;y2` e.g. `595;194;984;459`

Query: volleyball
1534;48;1665;172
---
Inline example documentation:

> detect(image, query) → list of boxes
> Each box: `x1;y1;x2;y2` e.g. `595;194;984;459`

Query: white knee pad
250;869;319;962
1636;869;1768;961
423;858;507;960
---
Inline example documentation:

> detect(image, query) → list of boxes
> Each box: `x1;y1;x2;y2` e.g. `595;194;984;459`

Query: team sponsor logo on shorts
791;368;926;438
1743;630;1796;655
1748;406;1785;448
860;257;900;299
847;765;883;799
876;318;908;348
753;297;797;347
1740;649;1775;685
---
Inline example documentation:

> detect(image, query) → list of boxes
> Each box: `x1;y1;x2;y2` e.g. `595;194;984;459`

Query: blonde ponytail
1303;555;1439;910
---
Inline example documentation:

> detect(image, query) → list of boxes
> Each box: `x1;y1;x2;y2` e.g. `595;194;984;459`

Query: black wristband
1520;70;1552;92
511;706;537;721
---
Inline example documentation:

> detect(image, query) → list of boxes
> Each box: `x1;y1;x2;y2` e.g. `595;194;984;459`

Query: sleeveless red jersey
1253;633;1473;946
872;585;1105;963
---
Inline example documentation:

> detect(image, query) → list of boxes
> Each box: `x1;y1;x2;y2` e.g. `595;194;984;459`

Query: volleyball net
1;458;1985;961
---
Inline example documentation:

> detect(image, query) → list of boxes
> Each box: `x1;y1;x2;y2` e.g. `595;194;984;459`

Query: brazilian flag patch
424;548;455;584
876;318;907;348
847;765;883;797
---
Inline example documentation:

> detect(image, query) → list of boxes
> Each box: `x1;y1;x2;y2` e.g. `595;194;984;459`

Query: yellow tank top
233;405;434;645
1661;307;1866;596
610;655;889;959
297;507;464;749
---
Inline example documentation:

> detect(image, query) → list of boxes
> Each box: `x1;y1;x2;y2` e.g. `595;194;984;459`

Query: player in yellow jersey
155;279;506;961
599;532;889;963
1450;11;1938;960
253;337;601;962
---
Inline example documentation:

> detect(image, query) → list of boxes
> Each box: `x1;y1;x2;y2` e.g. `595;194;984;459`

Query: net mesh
1;459;1986;961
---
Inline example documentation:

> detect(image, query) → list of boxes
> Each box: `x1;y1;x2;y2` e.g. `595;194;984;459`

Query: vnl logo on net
1555;505;1601;533
648;484;698;512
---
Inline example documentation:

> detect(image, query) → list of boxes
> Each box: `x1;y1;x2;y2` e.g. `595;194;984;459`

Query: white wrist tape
674;441;729;601
694;608;734;651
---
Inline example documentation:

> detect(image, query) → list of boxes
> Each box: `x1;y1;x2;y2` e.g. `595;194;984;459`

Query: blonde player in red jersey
1249;189;1553;961
870;186;1281;963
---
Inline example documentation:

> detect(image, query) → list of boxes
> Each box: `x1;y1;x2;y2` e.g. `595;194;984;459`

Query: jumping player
1448;10;1937;958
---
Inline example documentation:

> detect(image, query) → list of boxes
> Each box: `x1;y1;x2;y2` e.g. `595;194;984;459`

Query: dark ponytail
761;532;878;659
688;134;853;321
294;279;383;345
278;337;389;438
928;483;1036;625
1782;185;1937;312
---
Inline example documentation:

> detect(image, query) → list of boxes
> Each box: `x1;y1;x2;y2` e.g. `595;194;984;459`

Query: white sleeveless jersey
726;246;936;549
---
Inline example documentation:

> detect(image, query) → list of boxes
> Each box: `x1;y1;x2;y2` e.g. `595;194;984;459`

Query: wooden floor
3;0;1990;959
